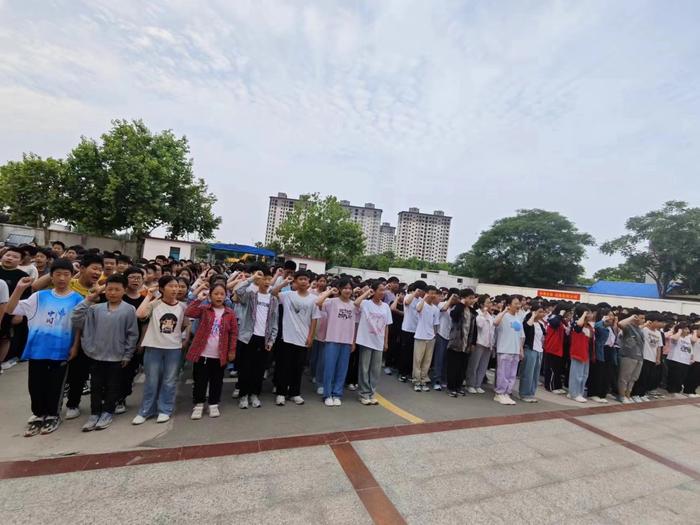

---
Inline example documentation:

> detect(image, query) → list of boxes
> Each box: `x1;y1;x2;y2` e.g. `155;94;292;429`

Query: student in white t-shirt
432;289;458;391
686;328;700;397
631;314;664;401
398;281;427;382
412;286;440;391
666;324;694;397
354;282;393;405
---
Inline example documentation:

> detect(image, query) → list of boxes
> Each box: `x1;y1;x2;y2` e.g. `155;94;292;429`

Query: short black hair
116;254;131;263
387;276;400;284
413;280;428;291
102;251;117;261
80;253;103;268
284;260;298;271
50;258;74;275
51;240;66;249
293;270;309;280
105;273;127;287
67;244;83;253
37;247;54;259
4;246;25;257
460;288;476;298
426;285;439;293
124;266;145;278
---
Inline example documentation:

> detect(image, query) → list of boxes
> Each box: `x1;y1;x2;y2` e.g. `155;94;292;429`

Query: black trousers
587;360;608;398
277;342;307;397
683;362;700;395
543;353;563;391
399;331;415;377
119;352;142;403
192;356;225;405
28;359;68;417
238;335;268;396
66;347;90;409
385;324;401;368
666;360;688;394
631;360;657;397
604;346;619;396
446;350;468;392
346;348;359;385
89;359;122;415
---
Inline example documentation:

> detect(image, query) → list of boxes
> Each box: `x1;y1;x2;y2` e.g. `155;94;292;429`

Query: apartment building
395;208;451;263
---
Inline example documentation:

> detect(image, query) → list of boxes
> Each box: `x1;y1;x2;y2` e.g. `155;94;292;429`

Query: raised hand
86;284;105;302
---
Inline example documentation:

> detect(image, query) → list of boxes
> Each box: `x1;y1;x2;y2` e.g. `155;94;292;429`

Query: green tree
600;201;700;297
592;262;646;283
450;251;475;276
276;193;365;266
460;209;594;287
0;154;66;242
63;119;221;252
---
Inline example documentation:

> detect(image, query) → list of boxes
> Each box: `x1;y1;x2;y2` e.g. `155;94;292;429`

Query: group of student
1;241;699;438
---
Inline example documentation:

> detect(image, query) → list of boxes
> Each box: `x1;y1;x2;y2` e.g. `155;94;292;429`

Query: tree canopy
593;262;647;283
339;251;452;273
600;201;700;297
275;193;365;266
456;209;594;287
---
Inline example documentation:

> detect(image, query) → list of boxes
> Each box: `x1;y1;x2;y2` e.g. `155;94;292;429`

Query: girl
519;302;547;402
316;280;356;407
354;282;393;405
184;283;238;419
685;327;700;397
666;324;693;398
543;306;569;394
176;277;190;303
133;276;190;425
466;294;495;394
568;306;594;403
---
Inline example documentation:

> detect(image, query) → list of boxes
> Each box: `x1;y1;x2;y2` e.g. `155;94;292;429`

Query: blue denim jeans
323;342;351;399
139;347;181;417
568;359;590;398
312;340;325;384
431;335;448;385
518;347;543;398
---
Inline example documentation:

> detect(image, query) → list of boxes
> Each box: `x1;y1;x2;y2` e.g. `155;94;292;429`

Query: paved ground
1;362;699;524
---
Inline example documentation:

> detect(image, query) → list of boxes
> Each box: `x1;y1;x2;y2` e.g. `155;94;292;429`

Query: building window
298;263;308;270
457;278;463;283
169;247;181;261
420;273;427;278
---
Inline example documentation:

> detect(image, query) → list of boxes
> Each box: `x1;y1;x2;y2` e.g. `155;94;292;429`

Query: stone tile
645;481;700;519
485;487;570;524
478;461;555;491
479;441;543;465
599;497;687;524
530;445;642;482
407;501;505;525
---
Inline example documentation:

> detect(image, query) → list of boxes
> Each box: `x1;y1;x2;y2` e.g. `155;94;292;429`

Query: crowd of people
1;241;699;438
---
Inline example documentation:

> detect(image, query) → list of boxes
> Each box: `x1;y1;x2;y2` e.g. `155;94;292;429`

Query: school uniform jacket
184;300;238;365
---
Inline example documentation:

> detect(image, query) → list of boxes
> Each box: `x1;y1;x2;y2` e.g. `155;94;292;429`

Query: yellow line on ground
374;393;425;424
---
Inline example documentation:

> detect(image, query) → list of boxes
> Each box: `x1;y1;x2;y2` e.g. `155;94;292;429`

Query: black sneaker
458;389;466;396
398;375;407;383
448;391;458;398
40;417;61;435
24;419;43;437
82;380;91;396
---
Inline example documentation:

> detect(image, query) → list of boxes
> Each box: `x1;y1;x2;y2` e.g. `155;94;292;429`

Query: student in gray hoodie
71;274;139;431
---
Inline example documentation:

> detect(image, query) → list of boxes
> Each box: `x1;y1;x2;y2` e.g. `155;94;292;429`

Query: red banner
537;290;581;301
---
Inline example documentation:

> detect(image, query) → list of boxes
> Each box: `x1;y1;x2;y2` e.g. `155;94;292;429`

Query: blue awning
209;243;276;257
588;280;660;299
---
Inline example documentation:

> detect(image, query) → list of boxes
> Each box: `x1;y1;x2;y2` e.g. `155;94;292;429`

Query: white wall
327;266;478;289
285;255;326;274
142;238;193;261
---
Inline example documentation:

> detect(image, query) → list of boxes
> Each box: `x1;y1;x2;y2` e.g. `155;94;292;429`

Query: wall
0;223;138;258
283;255;326;274
327;265;478;289
142;238;194;261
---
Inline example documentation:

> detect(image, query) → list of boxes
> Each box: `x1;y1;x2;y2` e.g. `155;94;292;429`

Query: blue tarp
588;280;660;299
209;243;276;258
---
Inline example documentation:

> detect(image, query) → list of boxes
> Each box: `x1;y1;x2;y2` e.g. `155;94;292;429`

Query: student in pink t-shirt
316;279;357;407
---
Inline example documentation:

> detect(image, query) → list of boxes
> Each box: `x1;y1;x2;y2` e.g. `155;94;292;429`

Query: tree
275;193;365;266
600;201;700;297
450;251;475;276
63;119;221;252
0;154;66;242
593;262;646;282
459;209;594;287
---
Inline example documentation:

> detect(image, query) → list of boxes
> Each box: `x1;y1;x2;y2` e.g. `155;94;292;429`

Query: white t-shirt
642;327;662;362
496;312;525;355
356;300;393;352
401;297;419;333
254;292;271;337
414;302;439;341
692;340;700;362
280;291;317;347
533;321;545;352
668;336;693;365
142;300;187;350
0;279;8;304
18;264;38;281
436;301;452;340
201;307;224;358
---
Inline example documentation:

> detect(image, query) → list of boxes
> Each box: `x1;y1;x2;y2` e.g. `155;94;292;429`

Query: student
5;261;83;436
382;277;400;375
631;313;664;402
432;288;457;390
118;267;146;413
272;270;317;406
64;245;82;262
398;281;427;382
316;279;357;406
666;324;693;398
519;302;547;402
18;245;39;280
33;248;53;277
51;241;66;258
446;289;478;397
617;311;646;404
0;246;30;368
184;283;237;419
116;254;132;274
310;274;328;394
99;252;117;283
412;286;440;392
355;282;392;405
543;307;568;394
466;294;495;394
685;327;700;397
233;269;279;409
144;263;162;289
493;295;524;405
71;274;139;431
589;309;615;403
132;276;190;424
568;306;594;403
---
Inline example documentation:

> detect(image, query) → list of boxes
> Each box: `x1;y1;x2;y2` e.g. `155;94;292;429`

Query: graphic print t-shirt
668;335;693;365
322;297;357;345
356;300;393;351
496;312;525;355
201;307;224;358
642;327;662;362
280;291;317;346
13;289;83;360
254;293;271;337
141;300;186;350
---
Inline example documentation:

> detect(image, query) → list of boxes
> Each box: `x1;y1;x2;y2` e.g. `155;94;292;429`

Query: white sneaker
521;396;538;403
640;395;651;402
552;389;567;395
316;386;324;396
115;403;127;415
504;394;516;405
239;396;249;409
383;367;393;375
332;397;341;407
208;404;220;418
687;393;700;398
574;395;588;403
65;407;80;420
275;395;286;406
494;394;508;405
250;394;262;408
621;396;633;404
631;396;643;403
156;413;170;423
591;396;608;404
466;387;478;394
191;404;204;420
292;396;305;405
359;397;372;405
131;414;147;425
231;388;240;399
476;387;485;394
672;393;687;399
347;384;357;391
324;397;334;407
369;397;379;405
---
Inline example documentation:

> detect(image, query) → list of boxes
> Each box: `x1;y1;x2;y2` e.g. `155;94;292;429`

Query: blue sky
1;0;699;275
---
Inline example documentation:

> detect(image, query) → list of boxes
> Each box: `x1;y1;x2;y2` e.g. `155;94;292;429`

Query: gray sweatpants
618;356;643;396
358;346;383;399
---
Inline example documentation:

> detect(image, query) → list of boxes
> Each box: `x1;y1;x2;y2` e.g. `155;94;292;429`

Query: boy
51;241;66;258
632;313;664;402
0;246;30;368
445;289;478;397
617;311;646;403
33;248;53;277
71;274;139;431
5;261;83;436
116;254;132;274
412;286;440;391
117;266;147;413
398;281;427;382
99;252;117;283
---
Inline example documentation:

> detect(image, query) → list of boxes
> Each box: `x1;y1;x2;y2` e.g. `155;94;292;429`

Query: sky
1;0;699;276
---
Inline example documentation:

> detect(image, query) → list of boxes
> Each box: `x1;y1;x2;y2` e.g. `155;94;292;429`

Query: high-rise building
264;193;383;255
396;208;451;263
378;222;396;254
